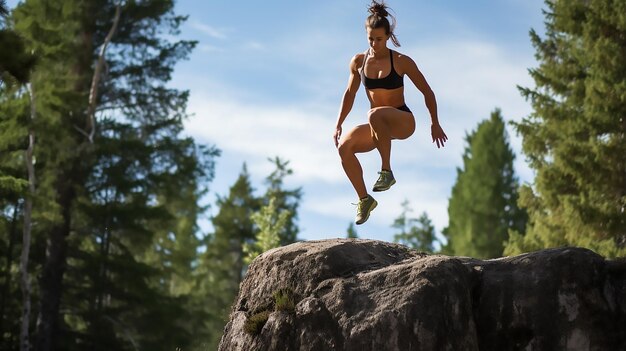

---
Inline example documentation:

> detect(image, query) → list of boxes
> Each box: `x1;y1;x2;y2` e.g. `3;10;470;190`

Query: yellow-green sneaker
372;170;396;192
354;195;377;225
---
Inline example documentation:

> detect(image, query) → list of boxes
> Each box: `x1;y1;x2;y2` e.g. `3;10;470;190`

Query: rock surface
218;239;626;351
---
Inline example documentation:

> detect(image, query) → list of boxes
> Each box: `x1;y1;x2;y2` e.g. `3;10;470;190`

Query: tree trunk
0;202;20;349
20;83;36;351
34;5;122;349
34;189;72;351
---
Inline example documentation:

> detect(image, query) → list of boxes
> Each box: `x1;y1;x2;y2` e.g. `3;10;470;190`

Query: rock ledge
219;239;626;351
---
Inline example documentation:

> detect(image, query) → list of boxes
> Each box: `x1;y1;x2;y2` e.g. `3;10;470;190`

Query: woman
334;1;448;225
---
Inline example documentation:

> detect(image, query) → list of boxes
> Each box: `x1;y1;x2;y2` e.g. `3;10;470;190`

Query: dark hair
366;1;400;47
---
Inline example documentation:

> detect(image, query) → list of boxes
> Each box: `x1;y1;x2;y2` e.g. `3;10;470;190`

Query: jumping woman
334;1;448;225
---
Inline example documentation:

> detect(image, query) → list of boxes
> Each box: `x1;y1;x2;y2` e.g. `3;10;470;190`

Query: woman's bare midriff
366;86;407;109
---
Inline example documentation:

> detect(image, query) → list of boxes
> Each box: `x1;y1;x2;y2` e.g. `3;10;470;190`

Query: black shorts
396;104;412;113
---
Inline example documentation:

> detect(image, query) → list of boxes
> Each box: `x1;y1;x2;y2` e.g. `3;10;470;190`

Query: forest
1;0;624;350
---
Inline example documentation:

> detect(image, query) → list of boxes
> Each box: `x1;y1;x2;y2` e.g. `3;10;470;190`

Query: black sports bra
360;49;404;90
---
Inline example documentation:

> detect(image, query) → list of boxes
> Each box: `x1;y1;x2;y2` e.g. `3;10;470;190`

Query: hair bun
368;1;389;17
365;0;400;47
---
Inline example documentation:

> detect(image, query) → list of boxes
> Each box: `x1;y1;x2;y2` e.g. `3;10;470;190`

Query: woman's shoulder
351;51;368;62
392;50;417;69
392;49;413;62
349;51;368;70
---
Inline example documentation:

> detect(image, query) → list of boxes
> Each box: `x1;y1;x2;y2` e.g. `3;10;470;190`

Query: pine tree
262;157;302;245
346;223;358;239
2;1;217;350
197;165;259;350
0;79;32;347
505;0;626;258
65;137;217;351
0;200;23;350
0;0;37;84
392;200;438;252
9;3;90;350
0;85;29;344
244;196;290;264
444;109;526;258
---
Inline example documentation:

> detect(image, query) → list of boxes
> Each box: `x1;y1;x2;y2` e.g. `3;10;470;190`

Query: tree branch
86;3;121;143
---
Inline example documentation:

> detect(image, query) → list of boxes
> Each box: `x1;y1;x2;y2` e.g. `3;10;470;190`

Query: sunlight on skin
171;0;542;240
335;20;448;211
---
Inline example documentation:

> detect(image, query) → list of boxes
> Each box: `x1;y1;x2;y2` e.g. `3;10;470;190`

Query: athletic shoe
354;195;377;225
372;170;396;192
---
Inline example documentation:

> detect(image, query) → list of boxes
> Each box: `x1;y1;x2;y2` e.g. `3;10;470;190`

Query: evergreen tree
1;1;217;350
346;222;358;239
66;137;217;351
262;157;302;245
0;81;33;347
244;196;290;264
505;0;626;258
392;200;438;252
0;1;31;275
9;3;89;350
0;7;26;333
0;200;23;351
197;165;259;350
444;109;526;258
0;0;37;84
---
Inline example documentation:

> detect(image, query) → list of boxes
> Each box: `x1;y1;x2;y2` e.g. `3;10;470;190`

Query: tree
244;196;290;264
0;0;37;84
0;201;21;350
197;165;259;350
19;80;35;351
392;200;438;252
443;109;526;259
9;3;89;350
505;0;626;258
0;5;36;345
196;158;301;349
0;75;30;351
262;157;302;245
346;223;358;239
3;1;217;350
66;135;217;351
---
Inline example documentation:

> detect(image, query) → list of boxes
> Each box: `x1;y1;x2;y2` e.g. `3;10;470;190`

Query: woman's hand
431;123;448;148
334;125;342;147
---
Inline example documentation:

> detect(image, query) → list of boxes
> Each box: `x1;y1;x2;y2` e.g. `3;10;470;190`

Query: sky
168;0;547;244
8;0;548;244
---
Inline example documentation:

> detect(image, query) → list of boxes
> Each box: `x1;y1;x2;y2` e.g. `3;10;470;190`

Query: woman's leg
337;124;376;199
367;107;415;171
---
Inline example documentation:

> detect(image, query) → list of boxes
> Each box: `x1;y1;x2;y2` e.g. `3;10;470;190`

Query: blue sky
169;0;546;243
8;0;547;243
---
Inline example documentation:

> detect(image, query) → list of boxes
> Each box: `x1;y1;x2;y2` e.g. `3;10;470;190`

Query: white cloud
180;35;538;241
406;40;534;120
241;41;266;51
190;21;228;40
401;39;536;176
184;92;344;184
198;44;224;53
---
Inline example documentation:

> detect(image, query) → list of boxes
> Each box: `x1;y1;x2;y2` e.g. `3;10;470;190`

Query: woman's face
366;27;389;52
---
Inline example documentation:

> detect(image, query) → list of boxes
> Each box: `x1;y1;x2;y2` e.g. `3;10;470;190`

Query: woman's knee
368;108;390;132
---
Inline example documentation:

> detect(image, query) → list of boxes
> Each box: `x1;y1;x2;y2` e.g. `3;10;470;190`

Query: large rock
218;239;626;351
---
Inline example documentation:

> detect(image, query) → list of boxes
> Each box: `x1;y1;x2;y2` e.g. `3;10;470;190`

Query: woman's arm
334;54;362;147
402;55;448;148
402;55;439;125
